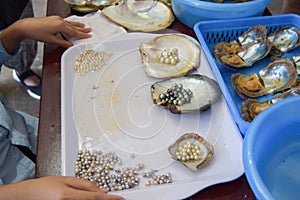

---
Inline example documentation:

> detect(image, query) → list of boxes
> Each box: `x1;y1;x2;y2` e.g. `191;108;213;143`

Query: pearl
74;49;112;76
157;48;180;65
174;141;203;162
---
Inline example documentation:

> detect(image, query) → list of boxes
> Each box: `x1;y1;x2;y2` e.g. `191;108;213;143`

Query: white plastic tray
61;32;244;199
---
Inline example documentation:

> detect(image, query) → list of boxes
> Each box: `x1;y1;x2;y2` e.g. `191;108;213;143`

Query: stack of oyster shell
213;25;300;122
139;33;221;172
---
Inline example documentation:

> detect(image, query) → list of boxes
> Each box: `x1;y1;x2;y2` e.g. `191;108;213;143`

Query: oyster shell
232;59;298;98
238;25;268;48
168;133;214;172
268;26;300;56
213;40;271;68
241;99;272;122
140;34;201;78
292;54;300;75
241;83;300;122
151;74;222;114
64;0;117;12
102;0;174;32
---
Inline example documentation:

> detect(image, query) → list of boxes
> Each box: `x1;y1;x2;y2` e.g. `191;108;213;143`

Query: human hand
17;16;92;47
0;15;91;54
0;176;125;200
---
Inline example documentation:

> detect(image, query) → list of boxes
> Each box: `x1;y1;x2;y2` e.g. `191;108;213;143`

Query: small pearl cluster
74;150;172;191
157;48;180;65
175;141;202;162
143;170;172;186
74;49;112;76
159;83;193;106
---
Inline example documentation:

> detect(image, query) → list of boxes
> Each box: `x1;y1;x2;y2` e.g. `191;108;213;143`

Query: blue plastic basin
172;0;272;28
243;96;300;200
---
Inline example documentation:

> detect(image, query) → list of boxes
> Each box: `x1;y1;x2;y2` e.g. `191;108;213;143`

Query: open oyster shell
241;83;300;122
213;40;271;68
213;25;271;69
151;74;222;114
238;25;268;48
268;26;300;56
241;99;272;122
168;133;214;172
139;34;201;78
231;59;297;98
102;0;174;32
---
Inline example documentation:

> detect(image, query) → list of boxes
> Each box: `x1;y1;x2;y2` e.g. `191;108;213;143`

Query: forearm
0;180;34;200
0;20;25;55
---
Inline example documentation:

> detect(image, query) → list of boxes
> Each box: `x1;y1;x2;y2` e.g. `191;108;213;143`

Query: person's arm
0;15;91;54
0;176;125;200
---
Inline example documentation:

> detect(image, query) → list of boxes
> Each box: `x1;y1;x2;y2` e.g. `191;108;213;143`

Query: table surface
36;0;256;199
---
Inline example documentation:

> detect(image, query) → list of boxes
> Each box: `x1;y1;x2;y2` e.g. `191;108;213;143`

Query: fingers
64;20;86;28
63;177;104;192
62;22;92;39
62;177;125;200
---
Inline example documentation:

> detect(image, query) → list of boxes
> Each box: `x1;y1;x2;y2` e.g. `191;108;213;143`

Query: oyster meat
102;0;174;32
139;34;201;78
151;74;222;114
268;26;300;56
168;133;214;172
232;59;297;98
213;25;271;68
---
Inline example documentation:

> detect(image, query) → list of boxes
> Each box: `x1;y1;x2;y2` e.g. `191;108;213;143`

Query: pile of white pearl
74;49;112;76
143;170;172;186
157;48;180;65
159;83;193;106
174;141;203;162
74;150;172;191
74;150;141;191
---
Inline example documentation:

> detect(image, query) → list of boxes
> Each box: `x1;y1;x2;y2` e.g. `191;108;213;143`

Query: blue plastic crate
194;14;300;135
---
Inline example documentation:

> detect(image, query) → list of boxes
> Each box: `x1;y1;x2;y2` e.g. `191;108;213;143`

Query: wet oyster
232;59;297;98
140;34;201;78
213;39;271;68
268;26;300;56
102;0;174;32
151;74;222;114
241;99;272;122
241;85;300;122
238;25;267;48
168;133;214;172
213;25;272;68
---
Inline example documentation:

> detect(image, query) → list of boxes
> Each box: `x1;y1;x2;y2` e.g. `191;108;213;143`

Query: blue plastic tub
172;0;272;28
243;96;300;200
194;14;300;135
